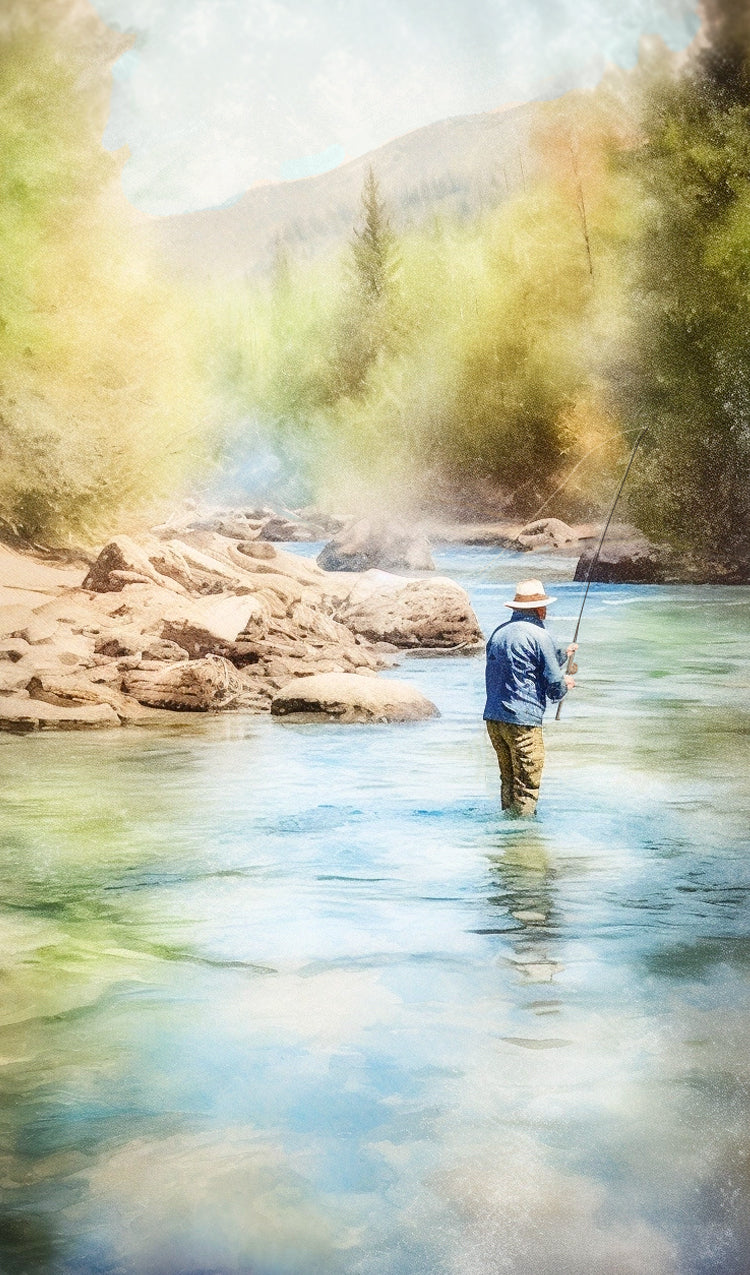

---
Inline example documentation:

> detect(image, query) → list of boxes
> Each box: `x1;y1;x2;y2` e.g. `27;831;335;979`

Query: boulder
271;672;439;723
82;536;188;595
122;655;243;711
260;516;322;542
231;540;326;588
143;541;198;591
205;516;262;540
0;697;120;731
241;506;275;521
235;541;277;561
516;518;578;551
168;531;327;592
28;669;113;703
25;670;136;718
336;572;483;649
160;593;269;658
294;508;350;535
317;519;435;572
573;539;673;584
23;671;163;725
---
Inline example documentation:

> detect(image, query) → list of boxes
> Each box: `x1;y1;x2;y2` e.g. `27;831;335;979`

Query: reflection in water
0;550;748;1273
486;826;564;985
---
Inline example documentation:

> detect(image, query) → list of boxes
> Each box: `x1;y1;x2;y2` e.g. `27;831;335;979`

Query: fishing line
524;424;647;527
555;427;648;722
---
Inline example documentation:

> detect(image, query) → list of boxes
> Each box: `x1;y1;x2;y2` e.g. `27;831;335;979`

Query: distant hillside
147;103;542;279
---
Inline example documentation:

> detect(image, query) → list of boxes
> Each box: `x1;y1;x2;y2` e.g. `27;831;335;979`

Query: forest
1;0;749;574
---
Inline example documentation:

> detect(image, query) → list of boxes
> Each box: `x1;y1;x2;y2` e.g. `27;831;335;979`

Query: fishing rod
555;426;648;722
522;424;649;528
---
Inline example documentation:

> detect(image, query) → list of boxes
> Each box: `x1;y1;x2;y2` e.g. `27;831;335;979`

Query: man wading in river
484;579;577;817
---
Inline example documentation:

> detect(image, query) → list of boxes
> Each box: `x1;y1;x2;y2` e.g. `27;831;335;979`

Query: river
1;545;749;1275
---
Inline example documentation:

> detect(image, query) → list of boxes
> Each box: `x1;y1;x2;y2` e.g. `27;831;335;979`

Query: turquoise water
1;546;749;1274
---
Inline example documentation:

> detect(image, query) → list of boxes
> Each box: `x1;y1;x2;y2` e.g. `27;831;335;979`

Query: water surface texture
1;547;749;1275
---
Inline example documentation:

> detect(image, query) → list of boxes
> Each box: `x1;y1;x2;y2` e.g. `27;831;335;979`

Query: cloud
71;1127;352;1271
91;0;701;214
422;1133;681;1275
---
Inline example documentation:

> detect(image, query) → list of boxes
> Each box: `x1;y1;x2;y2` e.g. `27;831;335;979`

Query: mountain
147;102;541;279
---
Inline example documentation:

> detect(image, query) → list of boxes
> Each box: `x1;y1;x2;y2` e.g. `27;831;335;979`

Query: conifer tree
350;166;400;302
330;167;401;399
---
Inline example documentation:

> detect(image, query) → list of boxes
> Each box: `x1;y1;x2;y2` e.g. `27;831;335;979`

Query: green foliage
328;167;403;400
13;0;748;569
0;2;218;544
222;92;634;518
621;30;750;567
350;167;400;303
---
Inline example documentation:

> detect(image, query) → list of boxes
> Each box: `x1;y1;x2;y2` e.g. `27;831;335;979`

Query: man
484;579;576;817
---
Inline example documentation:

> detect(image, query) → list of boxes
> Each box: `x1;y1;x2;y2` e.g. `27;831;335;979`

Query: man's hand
566;643;578;658
564;675;575;690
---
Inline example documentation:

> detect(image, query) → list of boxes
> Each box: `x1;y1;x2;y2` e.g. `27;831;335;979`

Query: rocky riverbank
3;503;742;734
0;522;483;732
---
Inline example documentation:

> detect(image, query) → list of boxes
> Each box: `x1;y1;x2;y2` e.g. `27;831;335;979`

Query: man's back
484;612;567;726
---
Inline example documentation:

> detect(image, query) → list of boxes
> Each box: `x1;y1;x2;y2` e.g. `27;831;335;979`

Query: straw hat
504;578;557;610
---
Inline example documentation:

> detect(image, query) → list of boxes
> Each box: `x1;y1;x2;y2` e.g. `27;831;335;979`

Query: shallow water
1;546;749;1275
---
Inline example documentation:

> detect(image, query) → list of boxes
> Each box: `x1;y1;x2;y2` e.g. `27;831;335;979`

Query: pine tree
349;166;400;302
331;168;401;399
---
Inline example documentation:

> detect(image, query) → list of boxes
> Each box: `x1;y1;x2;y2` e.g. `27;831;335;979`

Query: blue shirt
484;612;568;726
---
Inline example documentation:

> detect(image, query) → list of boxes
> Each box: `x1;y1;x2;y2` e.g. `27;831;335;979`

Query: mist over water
1;545;749;1274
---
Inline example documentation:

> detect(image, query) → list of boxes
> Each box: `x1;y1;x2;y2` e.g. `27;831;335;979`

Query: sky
91;0;702;216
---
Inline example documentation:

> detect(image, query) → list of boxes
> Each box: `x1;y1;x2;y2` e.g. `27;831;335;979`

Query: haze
92;0;701;215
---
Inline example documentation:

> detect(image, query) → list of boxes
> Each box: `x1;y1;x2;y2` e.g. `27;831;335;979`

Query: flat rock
27;671;123;711
337;572;483;649
574;537;750;584
13;639;95;675
0;697;120;731
24;671;165;725
122;655;243;711
232;541;326;588
161;593;268;658
271;672;439;723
